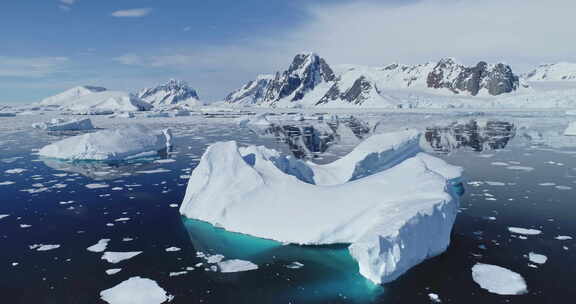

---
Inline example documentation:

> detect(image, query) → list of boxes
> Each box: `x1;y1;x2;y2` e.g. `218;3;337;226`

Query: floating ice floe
471;263;527;295
105;268;122;275
29;244;60;251
5;168;26;174
0;215;10;220
217;259;259;273
101;251;142;264
508;227;542;236
555;235;573;240
38;125;172;161
87;239;110;253
100;277;172;304
32;118;94;131
179;129;463;284
527;252;547;265
428;293;441;303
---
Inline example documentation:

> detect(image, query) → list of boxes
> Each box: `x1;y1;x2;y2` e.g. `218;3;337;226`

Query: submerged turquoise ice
183;218;385;303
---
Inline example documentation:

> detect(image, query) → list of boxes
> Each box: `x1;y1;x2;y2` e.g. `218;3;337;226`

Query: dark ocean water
1;114;575;303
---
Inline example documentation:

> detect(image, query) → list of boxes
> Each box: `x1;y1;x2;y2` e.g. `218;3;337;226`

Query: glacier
38;125;172;161
179;130;462;284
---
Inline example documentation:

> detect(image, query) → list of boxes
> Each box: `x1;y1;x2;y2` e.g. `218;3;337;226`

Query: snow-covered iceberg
32;118;94;131
38;125;172;161
180;130;463;284
564;121;576;136
66;91;152;113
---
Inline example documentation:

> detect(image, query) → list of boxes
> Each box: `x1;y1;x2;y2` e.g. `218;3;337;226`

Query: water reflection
247;116;372;160
424;120;516;153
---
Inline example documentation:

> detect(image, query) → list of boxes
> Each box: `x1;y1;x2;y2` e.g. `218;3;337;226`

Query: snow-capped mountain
225;74;273;105
526;62;576;81
39;86;107;107
262;53;336;105
225;53;523;108
137;79;202;107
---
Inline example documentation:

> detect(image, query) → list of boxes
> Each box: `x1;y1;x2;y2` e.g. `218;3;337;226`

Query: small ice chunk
428;293;441;303
506;166;534;172
86;183;109;189
206;254;225;264
286;261;304;269
102;251;142;264
5;168;26;174
99;276;172;304
527;252;547;265
555;185;572;190
29;244;60;251
106;268;122;275
20;224;32;228
169;271;187;277
556;235;573;240
0;181;15;185
485;181;505;186
217;259;258;273
508;227;542;236
165;247;181;252
0;214;10;220
135;168;171;174
114;218;130;222
491;162;509;166
538;182;555;186
87;239;110;253
471;263;528;295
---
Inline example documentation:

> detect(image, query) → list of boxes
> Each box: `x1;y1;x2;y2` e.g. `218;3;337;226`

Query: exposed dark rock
427;59;519;96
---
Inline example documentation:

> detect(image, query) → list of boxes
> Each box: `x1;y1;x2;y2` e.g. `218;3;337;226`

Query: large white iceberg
39;86;107;107
66;91;152;113
179;130;463;284
38;125;172;161
32;118;94;131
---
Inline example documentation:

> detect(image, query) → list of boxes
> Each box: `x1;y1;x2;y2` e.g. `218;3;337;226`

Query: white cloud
112;54;145;65
59;0;76;11
0;56;69;77
111;8;152;18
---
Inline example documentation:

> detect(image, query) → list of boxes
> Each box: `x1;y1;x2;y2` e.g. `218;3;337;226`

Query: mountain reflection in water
424;120;516;153
248;116;371;160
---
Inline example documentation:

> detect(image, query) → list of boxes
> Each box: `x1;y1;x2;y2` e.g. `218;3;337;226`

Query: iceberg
32;118;94;131
180;130;463;284
63;91;152;113
38;125;172;161
100;277;172;304
564;121;576;136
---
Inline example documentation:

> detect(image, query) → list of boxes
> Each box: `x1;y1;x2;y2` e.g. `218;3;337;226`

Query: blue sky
1;0;575;103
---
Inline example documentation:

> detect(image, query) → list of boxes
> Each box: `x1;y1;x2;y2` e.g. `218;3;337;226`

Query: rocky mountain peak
137;79;200;106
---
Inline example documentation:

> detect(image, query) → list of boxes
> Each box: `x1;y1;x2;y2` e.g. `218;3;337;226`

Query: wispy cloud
111;8;152;18
0;56;69;78
183;26;192;32
59;0;76;11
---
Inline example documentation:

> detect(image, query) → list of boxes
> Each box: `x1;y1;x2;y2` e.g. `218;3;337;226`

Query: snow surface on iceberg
32;118;94;131
66;91;152;113
38;125;172;161
180;130;462;284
